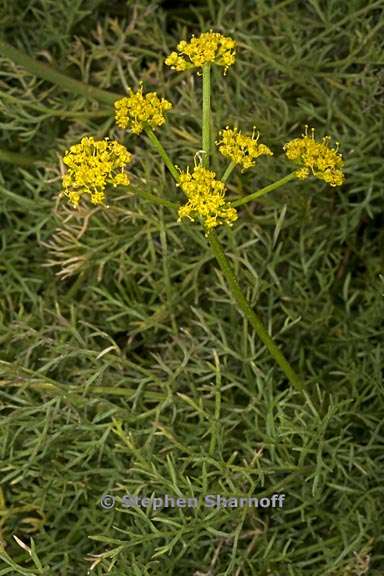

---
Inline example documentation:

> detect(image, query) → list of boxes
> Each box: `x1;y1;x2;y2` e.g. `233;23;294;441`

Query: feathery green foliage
1;1;384;574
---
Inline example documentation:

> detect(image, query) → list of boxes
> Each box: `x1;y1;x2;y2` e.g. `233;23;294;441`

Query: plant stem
231;172;297;207
0;39;121;106
222;160;236;183
132;188;178;210
145;127;179;183
0;148;39;167
201;63;303;393
206;229;305;394
202;63;211;168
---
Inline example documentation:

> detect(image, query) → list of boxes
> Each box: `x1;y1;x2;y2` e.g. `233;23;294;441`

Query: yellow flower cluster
62;136;132;207
283;126;345;186
177;166;238;234
114;85;172;134
165;31;236;74
217;127;273;171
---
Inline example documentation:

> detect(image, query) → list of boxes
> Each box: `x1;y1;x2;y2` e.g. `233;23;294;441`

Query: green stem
222;160;236;183
231;172;297;208
145;127;179;183
132;188;178;210
206;229;305;394
0;148;39;167
202;63;211;168
0;39;121;106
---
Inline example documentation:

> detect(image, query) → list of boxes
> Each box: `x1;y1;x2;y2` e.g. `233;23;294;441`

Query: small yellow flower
114;85;172;134
177;165;238;234
62;136;132;207
217;126;273;171
283;126;345;187
165;31;236;74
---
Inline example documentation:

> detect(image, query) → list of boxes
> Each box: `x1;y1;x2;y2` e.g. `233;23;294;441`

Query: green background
0;1;383;574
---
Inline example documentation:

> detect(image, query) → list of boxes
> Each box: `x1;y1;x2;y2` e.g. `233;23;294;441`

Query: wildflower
177;165;238;234
283;126;345;186
165;31;236;74
62;136;132;207
114;85;172;134
217;126;273;171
